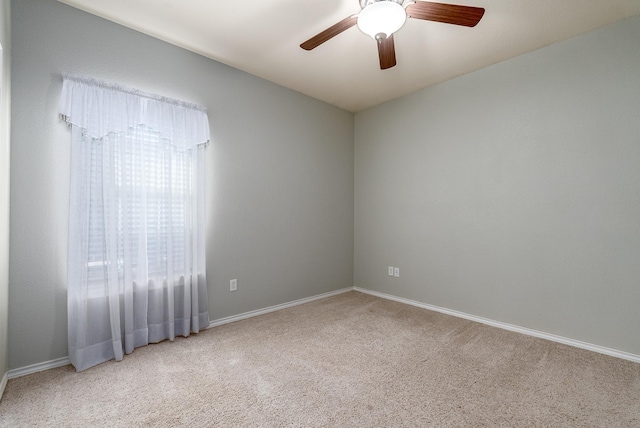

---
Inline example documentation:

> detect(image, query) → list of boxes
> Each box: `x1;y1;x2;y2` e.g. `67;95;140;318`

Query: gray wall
355;15;640;356
9;0;354;369
0;0;10;384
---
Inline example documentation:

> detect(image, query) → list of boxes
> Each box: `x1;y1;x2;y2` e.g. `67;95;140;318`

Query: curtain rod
61;73;208;113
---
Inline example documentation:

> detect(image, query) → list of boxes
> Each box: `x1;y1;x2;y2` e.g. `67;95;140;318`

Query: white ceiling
57;0;640;112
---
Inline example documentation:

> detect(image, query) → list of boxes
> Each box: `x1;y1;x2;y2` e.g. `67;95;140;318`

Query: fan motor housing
359;0;404;9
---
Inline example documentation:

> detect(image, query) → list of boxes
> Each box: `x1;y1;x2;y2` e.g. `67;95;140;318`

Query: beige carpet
1;291;639;427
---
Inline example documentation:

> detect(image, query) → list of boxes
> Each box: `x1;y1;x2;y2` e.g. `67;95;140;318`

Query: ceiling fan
300;0;485;70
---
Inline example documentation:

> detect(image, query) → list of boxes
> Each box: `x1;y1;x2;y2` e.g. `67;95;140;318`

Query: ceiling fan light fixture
357;1;407;40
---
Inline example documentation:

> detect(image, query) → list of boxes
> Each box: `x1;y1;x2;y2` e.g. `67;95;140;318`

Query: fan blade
377;34;397;70
300;15;358;50
406;1;485;27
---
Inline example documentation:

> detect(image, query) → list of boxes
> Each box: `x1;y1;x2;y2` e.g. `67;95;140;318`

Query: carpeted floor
1;291;639;427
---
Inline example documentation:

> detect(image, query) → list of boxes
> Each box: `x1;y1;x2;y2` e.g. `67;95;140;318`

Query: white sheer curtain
60;75;210;372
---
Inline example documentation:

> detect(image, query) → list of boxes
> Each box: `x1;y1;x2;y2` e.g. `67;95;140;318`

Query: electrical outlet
388;266;394;276
230;279;237;291
394;267;400;278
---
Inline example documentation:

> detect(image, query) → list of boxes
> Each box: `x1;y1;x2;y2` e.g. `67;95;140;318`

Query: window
84;126;192;293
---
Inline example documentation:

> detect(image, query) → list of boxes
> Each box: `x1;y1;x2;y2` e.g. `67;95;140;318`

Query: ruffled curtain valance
59;74;210;151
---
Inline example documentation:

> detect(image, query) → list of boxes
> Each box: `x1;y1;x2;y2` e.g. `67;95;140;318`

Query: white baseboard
208;286;355;328
0;370;7;401
7;357;71;380
10;285;635;381
355;287;640;364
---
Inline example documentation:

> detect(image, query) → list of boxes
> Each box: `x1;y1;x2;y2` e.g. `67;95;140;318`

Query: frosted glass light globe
357;1;407;40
